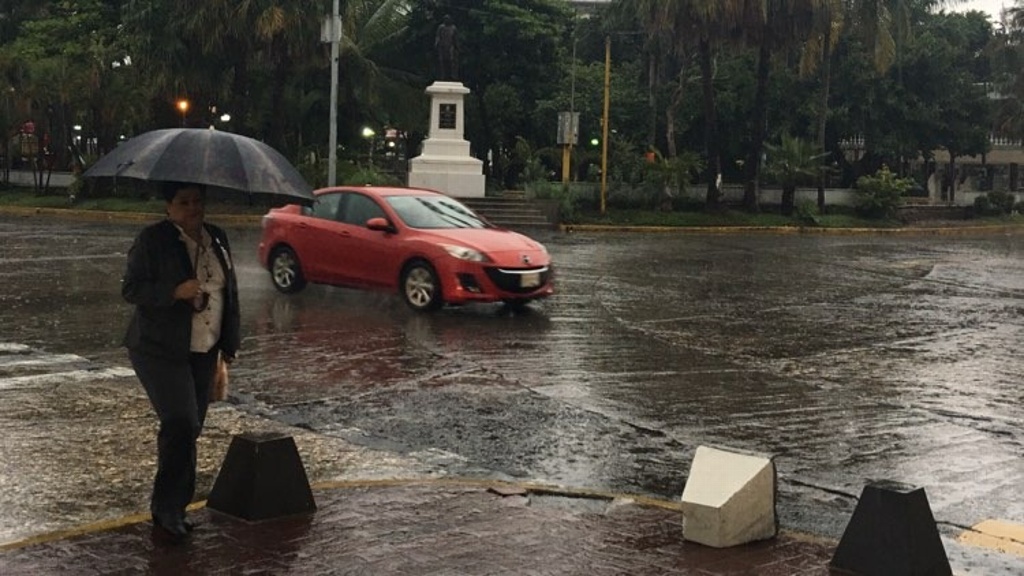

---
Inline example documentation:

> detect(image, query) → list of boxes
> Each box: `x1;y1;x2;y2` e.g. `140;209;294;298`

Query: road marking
0;368;136;389
0;343;31;353
0;353;87;368
0;254;124;264
957;519;1024;557
0;343;135;389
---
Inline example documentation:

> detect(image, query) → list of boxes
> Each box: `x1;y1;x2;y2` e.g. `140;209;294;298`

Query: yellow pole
601;35;610;214
562;143;571;183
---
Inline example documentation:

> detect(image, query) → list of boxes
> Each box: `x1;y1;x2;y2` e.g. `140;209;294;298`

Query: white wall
5;170;75;189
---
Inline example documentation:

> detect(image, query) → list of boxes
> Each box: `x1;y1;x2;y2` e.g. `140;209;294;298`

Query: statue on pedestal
435;15;459;81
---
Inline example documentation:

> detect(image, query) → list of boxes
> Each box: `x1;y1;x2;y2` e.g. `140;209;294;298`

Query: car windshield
385;195;492;229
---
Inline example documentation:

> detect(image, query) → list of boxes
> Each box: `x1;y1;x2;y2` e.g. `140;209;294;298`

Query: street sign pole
323;2;341;187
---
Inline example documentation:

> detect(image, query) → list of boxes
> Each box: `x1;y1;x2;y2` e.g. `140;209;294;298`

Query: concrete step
457;196;557;230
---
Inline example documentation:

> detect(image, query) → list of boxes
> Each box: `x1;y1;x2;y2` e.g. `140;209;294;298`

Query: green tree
402;1;572;188
990;1;1024;139
663;1;744;209
0;0;135;170
124;0;323;148
739;0;831;213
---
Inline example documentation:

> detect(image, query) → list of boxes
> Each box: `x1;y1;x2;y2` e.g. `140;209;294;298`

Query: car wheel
401;260;442;312
270;247;306;294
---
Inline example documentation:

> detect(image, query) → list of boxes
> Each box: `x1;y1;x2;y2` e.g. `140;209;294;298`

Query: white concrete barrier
680;445;777;547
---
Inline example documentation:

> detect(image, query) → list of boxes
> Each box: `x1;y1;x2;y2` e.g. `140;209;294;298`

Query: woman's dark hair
161;181;207;202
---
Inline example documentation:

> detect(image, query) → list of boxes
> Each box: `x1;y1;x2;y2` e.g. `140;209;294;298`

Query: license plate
520;272;540;288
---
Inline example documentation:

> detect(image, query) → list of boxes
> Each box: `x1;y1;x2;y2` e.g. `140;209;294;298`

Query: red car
258;186;554;312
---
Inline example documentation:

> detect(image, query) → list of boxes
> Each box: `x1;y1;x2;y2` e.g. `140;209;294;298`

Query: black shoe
152;513;189;540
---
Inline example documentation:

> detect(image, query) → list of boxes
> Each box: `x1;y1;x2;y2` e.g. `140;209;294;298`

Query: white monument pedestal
408;81;485;198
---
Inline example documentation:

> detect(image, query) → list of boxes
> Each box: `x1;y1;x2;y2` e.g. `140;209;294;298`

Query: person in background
121;181;240;540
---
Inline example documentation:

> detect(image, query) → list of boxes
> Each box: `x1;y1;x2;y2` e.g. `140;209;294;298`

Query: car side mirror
366;217;396;234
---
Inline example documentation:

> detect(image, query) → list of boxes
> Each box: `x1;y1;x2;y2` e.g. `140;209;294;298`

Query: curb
0;477;837;553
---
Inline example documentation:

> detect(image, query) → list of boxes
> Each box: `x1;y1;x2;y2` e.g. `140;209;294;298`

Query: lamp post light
362;126;375;167
176;99;190;127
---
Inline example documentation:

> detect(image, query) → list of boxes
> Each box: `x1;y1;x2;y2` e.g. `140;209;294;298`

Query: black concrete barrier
207;432;317;521
829;480;951;575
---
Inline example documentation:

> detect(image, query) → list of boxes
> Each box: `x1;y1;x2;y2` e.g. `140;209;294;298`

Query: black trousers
129;348;217;519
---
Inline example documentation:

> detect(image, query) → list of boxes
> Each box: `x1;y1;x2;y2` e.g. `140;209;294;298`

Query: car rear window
386;196;491;229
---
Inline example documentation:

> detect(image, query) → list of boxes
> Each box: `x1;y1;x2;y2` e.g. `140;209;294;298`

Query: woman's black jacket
121;219;241;360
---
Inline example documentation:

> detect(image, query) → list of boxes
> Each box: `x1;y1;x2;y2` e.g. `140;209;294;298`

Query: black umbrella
82;128;314;203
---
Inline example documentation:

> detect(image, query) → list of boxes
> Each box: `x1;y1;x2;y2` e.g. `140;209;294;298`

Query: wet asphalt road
1;214;1022;572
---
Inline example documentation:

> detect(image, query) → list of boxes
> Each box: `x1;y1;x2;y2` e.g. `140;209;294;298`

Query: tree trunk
781;185;796;216
698;39;721;210
664;69;685;159
647;53;658;150
947;156;957;205
229;53;250;135
742;38;771;213
267;40;289;152
815;21;833;214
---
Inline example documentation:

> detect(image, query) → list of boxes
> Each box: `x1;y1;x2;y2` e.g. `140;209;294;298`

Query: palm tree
659;1;745;209
122;0;414;158
762;133;830;215
991;1;1024;138
608;0;679;153
802;1;961;211
739;0;830;213
336;1;420;135
804;0;910;213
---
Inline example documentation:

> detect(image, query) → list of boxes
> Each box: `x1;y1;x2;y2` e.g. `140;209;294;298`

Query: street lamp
176;99;190;127
362;126;375;167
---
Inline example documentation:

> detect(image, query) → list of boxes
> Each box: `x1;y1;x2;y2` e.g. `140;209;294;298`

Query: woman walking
121;181;240;540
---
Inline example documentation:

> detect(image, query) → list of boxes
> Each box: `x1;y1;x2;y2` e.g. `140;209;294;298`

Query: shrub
854;166;912;219
973;194;993;216
794;198;820;225
974;191;1018;216
343;165;402;186
642;149;703;211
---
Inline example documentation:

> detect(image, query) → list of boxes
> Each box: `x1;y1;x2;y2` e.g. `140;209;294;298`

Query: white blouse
176;225;226;353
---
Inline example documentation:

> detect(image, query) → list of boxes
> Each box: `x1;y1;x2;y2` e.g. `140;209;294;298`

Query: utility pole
601;35;610;215
323;1;342;186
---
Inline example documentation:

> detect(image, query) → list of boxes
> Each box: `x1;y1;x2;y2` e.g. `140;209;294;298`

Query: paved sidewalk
0;480;836;575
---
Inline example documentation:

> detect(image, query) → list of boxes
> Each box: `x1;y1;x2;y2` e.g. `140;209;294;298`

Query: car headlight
442;244;491;262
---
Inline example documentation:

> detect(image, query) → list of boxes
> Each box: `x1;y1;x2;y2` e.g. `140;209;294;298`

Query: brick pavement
0;481;837;575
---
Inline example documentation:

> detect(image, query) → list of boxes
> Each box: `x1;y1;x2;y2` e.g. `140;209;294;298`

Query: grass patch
574;208;902;228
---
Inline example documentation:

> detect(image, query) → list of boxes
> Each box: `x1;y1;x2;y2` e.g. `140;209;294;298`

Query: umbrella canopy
82;128;314;203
